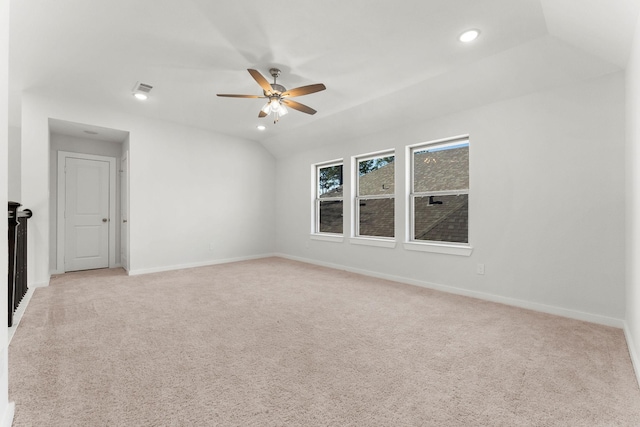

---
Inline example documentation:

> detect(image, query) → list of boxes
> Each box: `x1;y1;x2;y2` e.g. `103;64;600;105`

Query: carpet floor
9;257;640;426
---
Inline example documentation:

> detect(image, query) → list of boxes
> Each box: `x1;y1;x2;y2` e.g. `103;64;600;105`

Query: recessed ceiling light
133;92;148;101
257;125;266;131
459;29;480;43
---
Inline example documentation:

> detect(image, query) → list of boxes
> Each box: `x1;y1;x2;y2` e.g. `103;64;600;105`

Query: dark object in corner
8;202;32;327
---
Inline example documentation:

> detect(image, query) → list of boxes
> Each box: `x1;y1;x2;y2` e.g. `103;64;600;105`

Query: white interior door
65;157;110;271
120;152;129;271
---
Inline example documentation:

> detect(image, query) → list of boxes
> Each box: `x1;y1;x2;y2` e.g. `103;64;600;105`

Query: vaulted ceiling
9;0;640;157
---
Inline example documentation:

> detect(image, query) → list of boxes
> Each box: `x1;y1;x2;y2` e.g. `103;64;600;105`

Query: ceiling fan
217;68;326;124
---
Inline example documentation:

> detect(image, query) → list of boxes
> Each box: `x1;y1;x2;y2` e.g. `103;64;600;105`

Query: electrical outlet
209;243;215;252
476;263;485;275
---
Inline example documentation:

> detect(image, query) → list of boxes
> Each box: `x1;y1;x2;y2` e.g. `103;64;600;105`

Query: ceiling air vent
132;82;153;100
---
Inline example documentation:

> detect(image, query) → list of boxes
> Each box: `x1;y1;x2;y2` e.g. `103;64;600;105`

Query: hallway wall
625;7;640;387
1;0;15;424
8;126;20;202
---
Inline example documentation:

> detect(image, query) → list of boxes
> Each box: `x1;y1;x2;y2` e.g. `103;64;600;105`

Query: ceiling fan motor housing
267;83;286;95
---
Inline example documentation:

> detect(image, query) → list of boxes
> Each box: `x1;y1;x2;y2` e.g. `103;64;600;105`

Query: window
315;161;343;234
410;138;469;244
355;152;395;238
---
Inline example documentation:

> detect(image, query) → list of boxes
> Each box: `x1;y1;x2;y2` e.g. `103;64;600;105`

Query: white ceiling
8;0;640;157
48;118;128;144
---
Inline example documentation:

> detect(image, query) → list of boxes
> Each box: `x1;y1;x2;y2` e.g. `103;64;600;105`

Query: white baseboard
8;287;35;345
275;253;624;329
128;253;277;276
51;265;123;277
623;323;640;388
29;281;49;288
30;275;51;288
0;402;14;427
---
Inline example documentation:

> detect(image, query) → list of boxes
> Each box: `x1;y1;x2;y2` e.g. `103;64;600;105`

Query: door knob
102;218;108;223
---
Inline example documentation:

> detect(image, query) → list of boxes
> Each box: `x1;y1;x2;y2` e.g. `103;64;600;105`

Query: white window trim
350;237;397;248
403;241;472;256
405;136;472;256
310;233;344;243
311;159;344;237
352;150;396;242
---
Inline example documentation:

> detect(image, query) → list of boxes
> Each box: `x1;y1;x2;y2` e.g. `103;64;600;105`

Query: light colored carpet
9;257;640;426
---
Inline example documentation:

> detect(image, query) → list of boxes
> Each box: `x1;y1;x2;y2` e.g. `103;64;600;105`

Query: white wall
8;125;20;202
626;11;640;386
0;0;14;424
276;72;626;325
48;134;124;272
21;92;277;283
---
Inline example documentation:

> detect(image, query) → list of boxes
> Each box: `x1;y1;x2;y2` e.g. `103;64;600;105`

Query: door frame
120;150;129;271
57;151;117;273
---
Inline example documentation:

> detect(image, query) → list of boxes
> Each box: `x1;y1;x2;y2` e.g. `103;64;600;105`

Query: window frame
312;160;344;240
405;136;472;256
352;150;396;245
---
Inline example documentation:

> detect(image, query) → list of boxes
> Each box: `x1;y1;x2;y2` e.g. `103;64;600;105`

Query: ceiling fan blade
258;110;268;118
248;69;273;95
217;94;263;98
281;83;326;98
282;99;317;115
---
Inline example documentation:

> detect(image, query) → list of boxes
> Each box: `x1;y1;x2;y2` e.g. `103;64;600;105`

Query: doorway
49;119;130;274
56;151;117;272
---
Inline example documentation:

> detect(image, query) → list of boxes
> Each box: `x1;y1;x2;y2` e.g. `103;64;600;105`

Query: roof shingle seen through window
414;194;468;243
358;159;395;196
413;146;468;193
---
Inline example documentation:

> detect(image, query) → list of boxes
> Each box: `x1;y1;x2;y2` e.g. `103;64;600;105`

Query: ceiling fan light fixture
269;97;281;109
262;97;287;116
459;29;480;43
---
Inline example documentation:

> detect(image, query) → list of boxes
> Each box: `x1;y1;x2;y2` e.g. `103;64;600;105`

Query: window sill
403;241;473;256
310;233;344;243
350;237;397;248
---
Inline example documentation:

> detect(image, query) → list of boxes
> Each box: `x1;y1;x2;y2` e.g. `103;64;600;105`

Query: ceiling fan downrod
269;68;281;84
268;68;286;94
